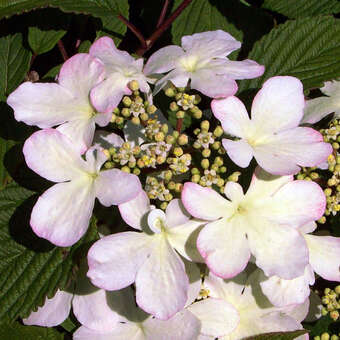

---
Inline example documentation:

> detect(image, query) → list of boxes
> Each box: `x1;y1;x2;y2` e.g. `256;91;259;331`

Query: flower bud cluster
320;286;340;321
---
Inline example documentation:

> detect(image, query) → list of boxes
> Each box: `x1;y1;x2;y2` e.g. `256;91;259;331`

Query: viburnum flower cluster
7;30;340;339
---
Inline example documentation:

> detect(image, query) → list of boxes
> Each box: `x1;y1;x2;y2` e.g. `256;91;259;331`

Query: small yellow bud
191;174;200;183
128;80;139;91
335;285;340;295
332;142;339;150
133;168;141;175
330;310;339;321
161;124;169;134
201;159;209;169
175;183;183;192
213;126;224;137
219;166;227;173
201;120;210;131
192;109;202;119
176;110;185;119
216;178;225;187
191;167;200;175
212;141;221;150
104;162;114;169
321;332;330;340
172;131;180;139
131;117;140;125
116;116;124;125
228;171;241;182
166;135;175;144
147;105;157;114
103;149;111;158
324;188;332;196
137;159;145;168
168;181;176;190
155;132;165;142
160;202;168;210
170;102;179;111
177;87;185;92
140;113;149;121
310;172;319;180
194;94;201;104
163;170;172;181
214;156;223;166
165;87;176;97
173;147;183;157
318;216;326;224
178;134;188;145
164;193;173;201
122;96;132;107
113;107;120;114
110;113;117;123
202;148;211;158
122;142;130;150
328;178;337;186
121;166;130;173
331;335;339;340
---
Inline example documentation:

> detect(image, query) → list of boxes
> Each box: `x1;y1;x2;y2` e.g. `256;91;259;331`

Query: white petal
181;30;241;58
94;130;124;149
224;182;244;202
251;76;305;134
57;118;96;154
167;219;205;262
321;79;340;96
220;59;264;79
148;209;166;233
95;169;142;206
301;97;339;124
143;310;201;340
31;179;95;246
23;129;88;182
87;232;154;290
58;53;105;101
182;183;233;220
247;219;309;279
299;221;317;234
185;261;202;306
94;112;113;127
187;298;239;337
7;82;75;128
260;265;315;307
211;96;251;138
23;289;72;327
222;139;254;168
85;146;108;174
197;218;250;278
136;236;189;320
190;69;238;98
144;45;185;75
165;199;190;228
305;234;340;281
90;74;130;113
118;191;150;230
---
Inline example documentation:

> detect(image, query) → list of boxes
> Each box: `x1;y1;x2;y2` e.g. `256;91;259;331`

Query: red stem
57;40;69;61
136;0;193;56
176;118;183;133
118;14;147;49
157;0;170;28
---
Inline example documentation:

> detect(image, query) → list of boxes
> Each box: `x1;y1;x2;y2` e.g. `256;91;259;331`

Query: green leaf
0;183;99;324
262;0;340;18
0;33;31;101
0;321;63;340
171;0;242;46
0;138;15;188
77;40;91;53
0;0;52;20
28;26;66;55
60;316;78;333
244;329;309;340
238;16;340;93
168;110;192;132
42;64;61;79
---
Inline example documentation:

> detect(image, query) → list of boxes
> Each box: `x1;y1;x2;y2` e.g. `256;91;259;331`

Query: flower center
179;55;199;72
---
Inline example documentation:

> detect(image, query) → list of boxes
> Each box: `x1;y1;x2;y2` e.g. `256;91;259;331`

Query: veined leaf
0;183;99;323
238;16;340;93
0;321;63;340
262;0;340;18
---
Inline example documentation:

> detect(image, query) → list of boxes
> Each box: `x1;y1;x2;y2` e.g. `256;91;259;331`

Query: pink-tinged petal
251;76;305;134
87;232;153;290
7;82;75;128
267;180;326;226
197;335;215;340
284;297;310;323
89;36;135;67
23;289;72;327
222;139;254;168
211;96;251;137
119;191;150;230
305;234;340;281
165;199;190;228
247;220;309;279
187;298;239;337
224;182;244;202
197;218;250;279
257;313;304;335
260;265;315;307
72;288;120;332
144;45;185;75
73;324;143;340
321;79;340;96
148;209;166;234
299;221;317;234
154;69;189;94
135;237;189;320
57;119;96;154
190;70;238;98
181;30;241;58
23;129;88;182
143;309;201;340
167;219;205;263
301;97;339;124
95;169;142;206
85;146;108;174
94;112;113;127
94;130;124;149
221;59;264;79
90;74;131;113
58;53;105;100
253;127;332;175
182;183;233;220
246;166;293;200
31;179;95;247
